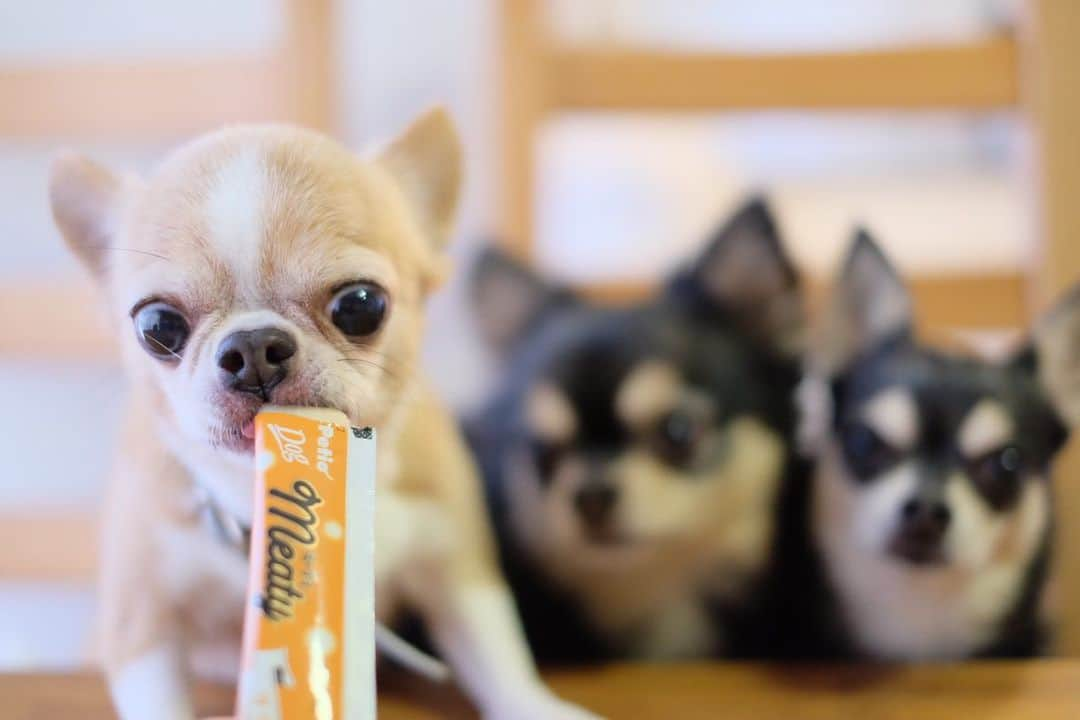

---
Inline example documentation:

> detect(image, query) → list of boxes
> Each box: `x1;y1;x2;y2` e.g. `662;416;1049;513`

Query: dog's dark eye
840;422;900;480
329;282;388;338
530;439;563;484
969;445;1024;510
652;409;702;468
133;302;190;360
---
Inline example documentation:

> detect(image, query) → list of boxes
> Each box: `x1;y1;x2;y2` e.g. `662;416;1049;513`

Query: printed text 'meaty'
260;479;323;621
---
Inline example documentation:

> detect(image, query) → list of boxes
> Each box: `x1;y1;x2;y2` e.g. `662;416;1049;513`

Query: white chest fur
548;547;720;658
155;516;250;682
817;526;1027;659
535;531;768;660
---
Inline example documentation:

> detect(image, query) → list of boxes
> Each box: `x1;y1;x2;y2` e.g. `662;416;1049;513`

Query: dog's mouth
212;392;340;455
213;397;319;453
887;534;947;567
212;417;259;454
581;523;635;548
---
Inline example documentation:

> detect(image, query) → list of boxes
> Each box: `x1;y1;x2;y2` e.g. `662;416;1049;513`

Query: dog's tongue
241;419;257;440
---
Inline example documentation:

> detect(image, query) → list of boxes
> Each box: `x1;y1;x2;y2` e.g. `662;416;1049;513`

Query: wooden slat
1026;0;1080;305
0;273;1027;361
11;661;1080;719
0;57;290;140
0;0;335;139
282;0;336;132
549;38;1020;111
380;660;1080;718
0;281;116;361
1024;0;1080;657
578;272;1029;331
902;272;1029;331
500;0;549;259
0;513;97;581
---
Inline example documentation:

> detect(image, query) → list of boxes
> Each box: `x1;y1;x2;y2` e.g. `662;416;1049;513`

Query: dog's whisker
362;347;397;362
338;355;404;381
81;244;171;262
145;335;183;361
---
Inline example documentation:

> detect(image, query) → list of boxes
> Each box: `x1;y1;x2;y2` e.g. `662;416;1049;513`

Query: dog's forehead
122;127;414;309
547;314;645;447
843;342;1062;455
520;302;789;439
846;344;994;415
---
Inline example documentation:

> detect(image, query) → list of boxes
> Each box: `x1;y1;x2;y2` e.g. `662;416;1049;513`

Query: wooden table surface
6;661;1080;719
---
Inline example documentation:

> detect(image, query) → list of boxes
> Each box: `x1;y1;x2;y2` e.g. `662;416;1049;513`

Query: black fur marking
832;337;1067;510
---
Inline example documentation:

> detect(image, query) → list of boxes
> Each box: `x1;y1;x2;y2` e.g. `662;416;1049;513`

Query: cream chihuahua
50;109;593;719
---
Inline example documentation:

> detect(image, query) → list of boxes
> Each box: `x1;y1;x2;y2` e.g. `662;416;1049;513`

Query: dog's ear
678;196;804;354
469;246;577;355
1030;282;1080;426
822;228;913;369
377;107;462;250
49;152;127;279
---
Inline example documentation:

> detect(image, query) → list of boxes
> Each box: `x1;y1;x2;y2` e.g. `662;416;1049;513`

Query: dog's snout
899;496;951;538
216;327;297;397
574;483;617;525
889;494;951;565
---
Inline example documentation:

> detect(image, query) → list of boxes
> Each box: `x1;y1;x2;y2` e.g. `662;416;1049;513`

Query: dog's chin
585;530;632;548
571;529;654;569
579;521;639;550
212;423;256;455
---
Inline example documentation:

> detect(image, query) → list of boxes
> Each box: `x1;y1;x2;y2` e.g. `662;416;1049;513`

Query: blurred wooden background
496;0;1080;652
1;0;1079;663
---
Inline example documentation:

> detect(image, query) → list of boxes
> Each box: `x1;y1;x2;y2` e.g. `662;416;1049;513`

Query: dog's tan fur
51;110;592;720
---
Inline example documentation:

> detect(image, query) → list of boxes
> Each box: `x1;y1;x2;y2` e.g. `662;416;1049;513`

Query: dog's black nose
574;483;617;526
216;327;297;398
899;496;951;539
891;495;951;565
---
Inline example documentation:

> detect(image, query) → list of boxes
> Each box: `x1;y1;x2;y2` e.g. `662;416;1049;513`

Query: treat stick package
238;407;376;720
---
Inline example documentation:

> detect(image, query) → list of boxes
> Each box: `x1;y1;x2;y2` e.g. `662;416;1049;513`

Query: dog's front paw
483;687;602;720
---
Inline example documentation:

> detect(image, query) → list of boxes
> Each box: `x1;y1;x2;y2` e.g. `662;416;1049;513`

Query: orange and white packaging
237;407;376;720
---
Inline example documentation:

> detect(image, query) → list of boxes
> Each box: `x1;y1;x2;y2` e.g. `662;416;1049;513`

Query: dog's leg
391;494;598;720
99;446;197;720
390;395;599;719
375;491;448;589
109;644;193;720
420;577;599;720
100;551;194;720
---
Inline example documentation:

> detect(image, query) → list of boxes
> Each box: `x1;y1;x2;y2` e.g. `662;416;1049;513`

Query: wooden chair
497;0;1080;651
0;0;335;584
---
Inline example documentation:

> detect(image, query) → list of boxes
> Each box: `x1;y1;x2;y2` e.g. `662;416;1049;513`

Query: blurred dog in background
466;199;808;662
798;230;1080;660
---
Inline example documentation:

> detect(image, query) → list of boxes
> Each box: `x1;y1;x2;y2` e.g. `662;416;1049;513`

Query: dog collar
192;483;251;553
